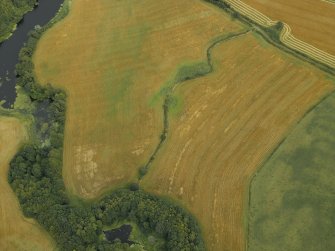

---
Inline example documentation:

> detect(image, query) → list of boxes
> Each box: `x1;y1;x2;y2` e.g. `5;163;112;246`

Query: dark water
0;0;64;108
104;224;135;244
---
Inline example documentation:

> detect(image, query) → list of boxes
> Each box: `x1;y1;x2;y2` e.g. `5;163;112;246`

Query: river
0;0;64;108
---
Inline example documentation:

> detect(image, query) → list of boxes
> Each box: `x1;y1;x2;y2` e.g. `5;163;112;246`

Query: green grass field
248;92;335;251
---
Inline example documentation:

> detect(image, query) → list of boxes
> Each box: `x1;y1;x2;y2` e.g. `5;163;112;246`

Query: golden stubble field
0;117;54;250
141;33;335;251
33;0;242;198
241;0;335;55
32;0;335;250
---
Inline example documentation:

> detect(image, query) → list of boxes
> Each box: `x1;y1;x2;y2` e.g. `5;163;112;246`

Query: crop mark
138;29;250;181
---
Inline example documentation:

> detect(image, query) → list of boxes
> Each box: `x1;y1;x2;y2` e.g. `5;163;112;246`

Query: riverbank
0;0;37;43
0;0;64;108
0;1;67;249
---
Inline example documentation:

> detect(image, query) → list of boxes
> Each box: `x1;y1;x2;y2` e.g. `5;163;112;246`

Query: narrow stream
0;0;64;108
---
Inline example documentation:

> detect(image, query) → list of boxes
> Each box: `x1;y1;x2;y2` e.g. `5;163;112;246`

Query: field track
225;0;335;68
142;32;335;251
0;117;54;251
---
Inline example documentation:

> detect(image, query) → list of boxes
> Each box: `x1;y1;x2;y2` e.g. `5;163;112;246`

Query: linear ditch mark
138;29;251;181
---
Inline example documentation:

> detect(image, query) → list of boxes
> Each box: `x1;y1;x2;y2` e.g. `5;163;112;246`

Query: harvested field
0;117;54;250
237;0;335;56
141;33;335;251
224;0;335;69
33;0;242;198
248;93;335;251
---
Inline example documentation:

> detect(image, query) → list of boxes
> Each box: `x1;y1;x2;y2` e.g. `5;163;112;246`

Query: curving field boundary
225;0;335;69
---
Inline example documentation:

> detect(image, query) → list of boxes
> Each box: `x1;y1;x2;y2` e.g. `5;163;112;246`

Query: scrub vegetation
248;92;335;251
0;0;37;42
